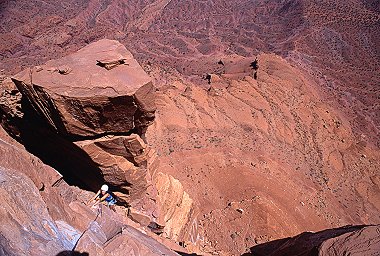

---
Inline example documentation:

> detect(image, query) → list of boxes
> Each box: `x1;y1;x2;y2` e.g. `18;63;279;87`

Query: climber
87;184;117;212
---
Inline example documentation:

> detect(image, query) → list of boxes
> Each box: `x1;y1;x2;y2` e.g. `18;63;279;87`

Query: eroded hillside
1;0;379;145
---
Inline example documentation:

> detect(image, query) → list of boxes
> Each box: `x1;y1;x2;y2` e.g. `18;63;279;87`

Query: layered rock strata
74;134;158;210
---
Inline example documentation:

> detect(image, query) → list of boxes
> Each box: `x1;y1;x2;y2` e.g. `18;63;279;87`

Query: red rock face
319;225;380;256
0;112;182;256
0;126;82;255
0;166;72;255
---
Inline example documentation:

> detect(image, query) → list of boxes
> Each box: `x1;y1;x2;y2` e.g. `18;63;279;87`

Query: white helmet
101;184;109;191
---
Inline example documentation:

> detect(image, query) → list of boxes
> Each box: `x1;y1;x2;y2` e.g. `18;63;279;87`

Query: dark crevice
3;98;105;192
19;124;104;192
0;87;147;199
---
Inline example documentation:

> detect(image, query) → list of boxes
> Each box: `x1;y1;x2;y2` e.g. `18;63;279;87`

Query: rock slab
0;166;74;255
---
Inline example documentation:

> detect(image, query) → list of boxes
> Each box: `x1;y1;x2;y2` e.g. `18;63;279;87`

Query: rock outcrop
8;39;159;207
0;108;183;256
11;39;155;138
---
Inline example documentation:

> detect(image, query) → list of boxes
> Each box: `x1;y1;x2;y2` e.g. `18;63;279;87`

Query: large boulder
7;38;160;213
11;39;155;138
5;39;160;209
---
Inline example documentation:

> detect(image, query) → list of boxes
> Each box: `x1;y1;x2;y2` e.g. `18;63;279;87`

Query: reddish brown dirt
145;54;380;254
1;1;379;255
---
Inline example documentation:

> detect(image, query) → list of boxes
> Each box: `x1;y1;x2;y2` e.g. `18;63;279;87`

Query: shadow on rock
56;251;89;256
18;105;105;192
175;252;201;256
